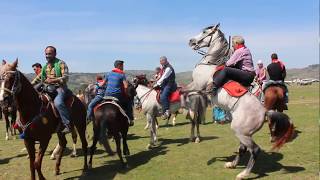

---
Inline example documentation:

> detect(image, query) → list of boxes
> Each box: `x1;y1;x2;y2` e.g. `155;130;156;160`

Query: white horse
133;76;207;149
186;24;294;179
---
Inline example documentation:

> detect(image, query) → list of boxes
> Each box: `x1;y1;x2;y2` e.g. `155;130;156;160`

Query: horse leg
172;112;177;126
50;143;61;160
4;113;9;140
122;127;130;156
55;133;67;175
147;114;156;149
70;128;78;157
114;133;126;168
89;122;100;169
234;134;260;180
75;123;88;171
24;139;36;180
11;111;17;136
225;143;247;169
195;116;201;143
190;119;195;142
35;138;50;180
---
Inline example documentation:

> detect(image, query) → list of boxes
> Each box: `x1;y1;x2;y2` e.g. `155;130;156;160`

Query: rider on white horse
153;56;177;119
208;36;255;95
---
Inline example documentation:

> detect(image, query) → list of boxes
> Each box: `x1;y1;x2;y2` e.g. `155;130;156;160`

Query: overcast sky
0;0;318;73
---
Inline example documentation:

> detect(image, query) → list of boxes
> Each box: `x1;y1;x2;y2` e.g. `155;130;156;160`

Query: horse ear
12;58;18;69
2;60;6;65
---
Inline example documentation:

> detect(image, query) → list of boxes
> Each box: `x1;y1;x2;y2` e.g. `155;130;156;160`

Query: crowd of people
27;37;288;134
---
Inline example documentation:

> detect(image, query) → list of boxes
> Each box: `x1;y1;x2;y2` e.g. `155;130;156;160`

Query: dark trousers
213;67;255;88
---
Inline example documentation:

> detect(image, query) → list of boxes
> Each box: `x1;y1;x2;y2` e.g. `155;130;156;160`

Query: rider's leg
210;69;227;96
224;67;255;86
54;86;71;133
160;85;171;119
86;95;103;120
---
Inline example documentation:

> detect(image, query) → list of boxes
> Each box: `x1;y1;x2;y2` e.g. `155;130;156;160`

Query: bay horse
186;23;294;179
0;95;18;140
0;59;88;180
264;85;286;112
88;82;136;168
50;86;93;160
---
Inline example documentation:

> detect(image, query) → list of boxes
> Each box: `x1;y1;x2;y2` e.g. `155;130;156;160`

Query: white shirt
156;67;172;86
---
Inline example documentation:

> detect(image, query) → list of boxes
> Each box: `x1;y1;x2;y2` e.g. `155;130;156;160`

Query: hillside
25;64;318;92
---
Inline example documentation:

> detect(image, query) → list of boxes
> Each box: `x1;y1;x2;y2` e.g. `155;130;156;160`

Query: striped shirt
105;71;126;95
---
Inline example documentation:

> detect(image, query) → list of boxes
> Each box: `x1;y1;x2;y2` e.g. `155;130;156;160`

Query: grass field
0;84;319;180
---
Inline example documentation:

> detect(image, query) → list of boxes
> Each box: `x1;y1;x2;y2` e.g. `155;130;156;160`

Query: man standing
255;60;267;86
153;56;177;119
102;60;134;126
32;46;72;133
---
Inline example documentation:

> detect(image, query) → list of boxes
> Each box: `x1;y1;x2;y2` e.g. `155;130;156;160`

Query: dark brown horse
0;60;88;180
89;83;136;168
0;95;18;140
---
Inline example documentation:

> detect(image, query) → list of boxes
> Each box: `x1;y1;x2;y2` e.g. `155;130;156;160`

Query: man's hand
45;78;55;84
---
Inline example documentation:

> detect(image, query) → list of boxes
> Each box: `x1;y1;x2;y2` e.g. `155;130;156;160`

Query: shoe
161;110;171;120
206;83;218;96
61;125;71;134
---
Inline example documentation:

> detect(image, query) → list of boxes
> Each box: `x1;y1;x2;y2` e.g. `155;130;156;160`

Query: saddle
93;96;130;123
40;85;75;118
222;81;248;97
156;89;181;104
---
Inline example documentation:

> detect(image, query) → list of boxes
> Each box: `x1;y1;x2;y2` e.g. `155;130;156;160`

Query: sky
0;0;319;73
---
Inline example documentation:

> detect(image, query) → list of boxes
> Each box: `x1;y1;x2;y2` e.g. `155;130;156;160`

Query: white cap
257;60;263;64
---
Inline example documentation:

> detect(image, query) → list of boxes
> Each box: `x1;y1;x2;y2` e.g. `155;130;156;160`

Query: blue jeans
160;83;177;112
54;86;72;126
87;95;104;118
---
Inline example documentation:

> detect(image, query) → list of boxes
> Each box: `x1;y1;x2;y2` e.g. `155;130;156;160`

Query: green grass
0;84;319;180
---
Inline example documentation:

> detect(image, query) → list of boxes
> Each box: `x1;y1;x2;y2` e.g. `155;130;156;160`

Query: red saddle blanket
223;81;248;97
156;89;181;104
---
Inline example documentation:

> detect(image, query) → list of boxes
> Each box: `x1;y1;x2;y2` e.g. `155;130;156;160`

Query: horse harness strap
96;100;131;124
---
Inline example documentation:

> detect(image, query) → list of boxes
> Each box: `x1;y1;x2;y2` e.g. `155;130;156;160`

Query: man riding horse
153;56;177;119
264;53;289;109
208;36;255;95
32;46;72;133
100;60;134;126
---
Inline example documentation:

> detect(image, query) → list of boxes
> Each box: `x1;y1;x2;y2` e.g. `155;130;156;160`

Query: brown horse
0;60;88;180
264;85;286;112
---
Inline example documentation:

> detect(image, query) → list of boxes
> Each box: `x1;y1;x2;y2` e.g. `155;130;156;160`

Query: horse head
189;23;222;50
133;74;149;88
0;59;20;101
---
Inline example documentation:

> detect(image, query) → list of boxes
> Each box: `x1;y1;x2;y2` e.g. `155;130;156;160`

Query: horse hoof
236;170;249;180
195;137;200;143
156;125;159;129
70;153;77;158
224;162;236;169
55;170;60;176
88;163;92;169
5;136;9;141
50;155;56;160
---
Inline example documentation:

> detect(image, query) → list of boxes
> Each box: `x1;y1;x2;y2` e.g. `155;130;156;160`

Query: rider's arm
48;61;69;85
225;49;242;67
260;68;267;81
156;67;172;86
282;66;287;81
31;74;41;85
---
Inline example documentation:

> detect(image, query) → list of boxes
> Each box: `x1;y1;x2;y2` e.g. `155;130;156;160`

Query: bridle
0;70;22;97
194;23;220;55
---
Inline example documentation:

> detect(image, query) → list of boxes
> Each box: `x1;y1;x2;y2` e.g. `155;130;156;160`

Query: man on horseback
209;36;255;95
102;60;134;126
264;53;288;109
32;46;72;133
86;75;106;122
153;56;177;119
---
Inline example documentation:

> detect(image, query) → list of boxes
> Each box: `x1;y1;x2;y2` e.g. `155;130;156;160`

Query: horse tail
266;110;295;151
